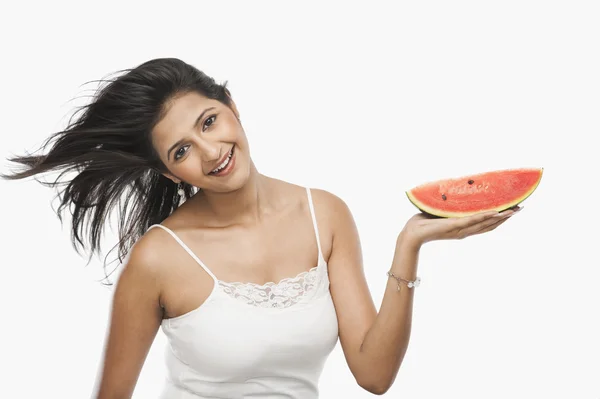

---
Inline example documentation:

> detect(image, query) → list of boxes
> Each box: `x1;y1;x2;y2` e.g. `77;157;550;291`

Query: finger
471;215;512;236
457;211;514;238
454;209;504;229
457;204;524;228
459;212;514;238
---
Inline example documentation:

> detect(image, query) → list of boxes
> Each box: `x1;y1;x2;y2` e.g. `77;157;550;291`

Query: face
151;91;251;193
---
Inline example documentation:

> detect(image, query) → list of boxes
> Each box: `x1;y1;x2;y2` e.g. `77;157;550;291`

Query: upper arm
93;238;164;399
314;190;377;375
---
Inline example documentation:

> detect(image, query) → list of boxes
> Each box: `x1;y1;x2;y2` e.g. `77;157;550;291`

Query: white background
1;1;598;398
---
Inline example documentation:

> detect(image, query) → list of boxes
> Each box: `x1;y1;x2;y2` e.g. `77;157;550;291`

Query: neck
193;162;272;226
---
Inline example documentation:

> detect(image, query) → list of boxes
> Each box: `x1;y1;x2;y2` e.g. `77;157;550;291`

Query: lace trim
217;266;320;308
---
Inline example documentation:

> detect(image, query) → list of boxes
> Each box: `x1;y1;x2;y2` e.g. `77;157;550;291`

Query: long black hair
1;58;233;285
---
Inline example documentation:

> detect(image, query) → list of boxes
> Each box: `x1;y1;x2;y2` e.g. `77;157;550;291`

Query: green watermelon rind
405;168;544;218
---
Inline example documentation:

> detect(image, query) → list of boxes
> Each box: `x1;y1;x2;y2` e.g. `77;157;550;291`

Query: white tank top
147;187;339;399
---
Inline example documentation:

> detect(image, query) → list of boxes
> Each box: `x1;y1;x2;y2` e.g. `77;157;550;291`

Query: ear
162;172;180;184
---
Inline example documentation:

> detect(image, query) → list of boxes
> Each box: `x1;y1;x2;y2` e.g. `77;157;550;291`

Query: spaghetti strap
147;224;218;282
305;187;324;263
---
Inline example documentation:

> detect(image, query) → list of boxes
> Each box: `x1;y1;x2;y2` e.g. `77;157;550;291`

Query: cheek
234;126;249;148
176;156;205;180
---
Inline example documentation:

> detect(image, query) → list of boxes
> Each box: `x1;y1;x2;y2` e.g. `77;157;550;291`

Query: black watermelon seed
468;179;474;185
442;194;447;200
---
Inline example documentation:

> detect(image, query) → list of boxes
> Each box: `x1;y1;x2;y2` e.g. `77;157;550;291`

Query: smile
209;146;235;176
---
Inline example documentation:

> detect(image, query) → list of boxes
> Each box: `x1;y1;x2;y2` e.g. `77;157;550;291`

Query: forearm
357;231;421;393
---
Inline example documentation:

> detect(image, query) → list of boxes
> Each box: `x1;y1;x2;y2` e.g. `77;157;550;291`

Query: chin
210;162;252;194
226;166;252;192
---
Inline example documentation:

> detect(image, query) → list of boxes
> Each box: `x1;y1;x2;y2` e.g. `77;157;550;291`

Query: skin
93;91;520;398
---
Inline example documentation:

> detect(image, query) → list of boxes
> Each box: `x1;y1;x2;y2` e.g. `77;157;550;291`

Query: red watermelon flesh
406;168;543;218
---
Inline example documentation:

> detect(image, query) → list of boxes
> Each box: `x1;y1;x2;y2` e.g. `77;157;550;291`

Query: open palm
403;206;522;246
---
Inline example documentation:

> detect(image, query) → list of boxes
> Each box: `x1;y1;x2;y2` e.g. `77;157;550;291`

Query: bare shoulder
112;231;164;304
305;187;358;260
127;228;170;275
120;225;183;301
309;187;362;261
308;187;354;224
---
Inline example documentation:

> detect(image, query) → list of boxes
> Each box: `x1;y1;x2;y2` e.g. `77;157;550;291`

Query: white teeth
217;157;229;169
211;148;234;174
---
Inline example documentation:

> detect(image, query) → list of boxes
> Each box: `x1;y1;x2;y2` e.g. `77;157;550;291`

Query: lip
209;146;236;177
208;146;234;175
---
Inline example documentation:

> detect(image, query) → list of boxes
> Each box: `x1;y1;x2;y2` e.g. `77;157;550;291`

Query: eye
203;115;217;131
174;145;190;161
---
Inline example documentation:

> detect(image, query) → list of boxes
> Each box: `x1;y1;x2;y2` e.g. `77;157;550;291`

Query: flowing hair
1;58;233;285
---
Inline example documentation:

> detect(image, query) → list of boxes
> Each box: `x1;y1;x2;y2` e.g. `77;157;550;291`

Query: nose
196;138;221;162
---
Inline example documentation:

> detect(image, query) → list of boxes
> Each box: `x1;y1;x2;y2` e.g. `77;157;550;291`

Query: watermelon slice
406;168;543;218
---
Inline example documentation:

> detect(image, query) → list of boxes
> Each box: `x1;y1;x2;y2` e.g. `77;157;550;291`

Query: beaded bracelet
387;271;421;292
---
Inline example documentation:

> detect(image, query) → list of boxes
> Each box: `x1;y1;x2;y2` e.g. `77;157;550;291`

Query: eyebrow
166;107;216;161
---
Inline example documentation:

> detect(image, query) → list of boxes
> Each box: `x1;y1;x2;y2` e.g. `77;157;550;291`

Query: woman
2;58;519;398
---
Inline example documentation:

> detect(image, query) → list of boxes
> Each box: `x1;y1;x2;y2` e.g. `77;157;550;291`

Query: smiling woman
1;57;519;399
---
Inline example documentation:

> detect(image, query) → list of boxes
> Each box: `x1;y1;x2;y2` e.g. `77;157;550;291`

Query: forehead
152;91;218;146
